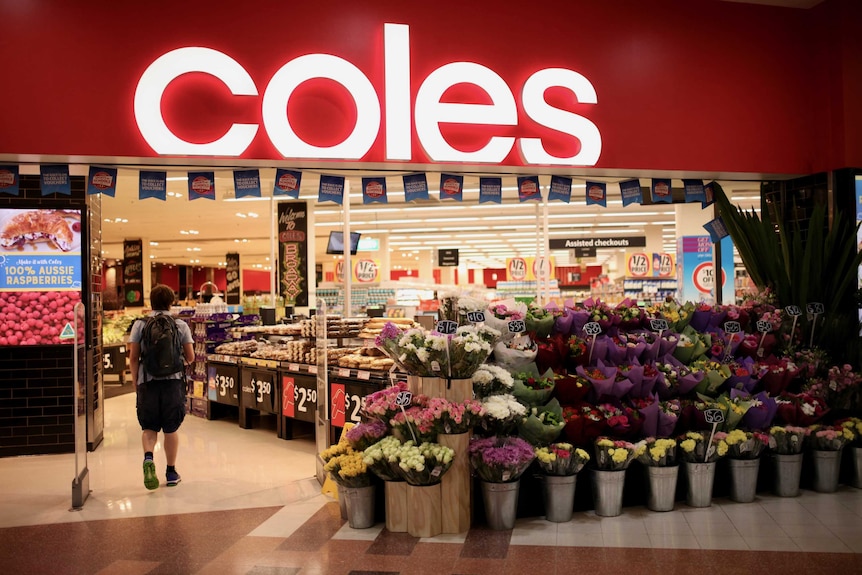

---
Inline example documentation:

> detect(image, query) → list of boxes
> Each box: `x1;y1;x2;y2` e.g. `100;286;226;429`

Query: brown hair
150;284;176;311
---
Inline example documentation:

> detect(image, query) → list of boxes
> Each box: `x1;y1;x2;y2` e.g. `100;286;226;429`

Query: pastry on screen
0;210;75;252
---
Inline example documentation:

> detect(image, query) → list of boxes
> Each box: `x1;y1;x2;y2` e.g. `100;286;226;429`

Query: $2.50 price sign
282;375;317;423
329;381;378;427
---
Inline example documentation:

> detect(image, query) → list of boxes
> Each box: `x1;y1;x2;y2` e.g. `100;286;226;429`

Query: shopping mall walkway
1;392;861;575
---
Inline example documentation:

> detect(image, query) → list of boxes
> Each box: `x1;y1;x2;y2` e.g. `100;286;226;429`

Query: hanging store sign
276;202;309;306
225;252;241;305
123;239;144;307
550;236;646;250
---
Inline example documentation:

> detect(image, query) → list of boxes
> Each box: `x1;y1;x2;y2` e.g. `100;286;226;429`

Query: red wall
483;268;506;288
0;0;859;174
243;269;272;293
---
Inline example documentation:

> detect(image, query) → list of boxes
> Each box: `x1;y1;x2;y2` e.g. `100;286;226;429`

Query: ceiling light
149;241;159;246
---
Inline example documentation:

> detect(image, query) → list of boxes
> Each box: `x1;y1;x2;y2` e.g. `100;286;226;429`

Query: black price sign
723;321;741;334
209;362;239;406
650;319;669;332
756;320;772;333
395;390;413;406
241;368;278;414
466;311;486;323
785;305;802;317
507;319;526;333
436;320;458;334
282;374;317;423
807;302;825;315
704;408;725;424
584;322;602;336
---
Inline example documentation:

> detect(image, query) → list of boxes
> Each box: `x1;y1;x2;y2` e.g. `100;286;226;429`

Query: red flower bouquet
630;395;660;438
552;373;591;404
755;356;799;395
774;392;829;427
561;402;608;446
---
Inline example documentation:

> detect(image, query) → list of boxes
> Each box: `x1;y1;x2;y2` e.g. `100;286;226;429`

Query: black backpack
140;314;185;380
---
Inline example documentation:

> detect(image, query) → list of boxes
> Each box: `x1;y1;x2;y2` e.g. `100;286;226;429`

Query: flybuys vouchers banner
277;201;309;306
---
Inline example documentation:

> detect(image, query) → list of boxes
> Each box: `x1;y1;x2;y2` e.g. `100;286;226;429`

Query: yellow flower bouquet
677;431;728;463
323;448;374;488
594;436;638;471
635;437;678;467
535;442;590;476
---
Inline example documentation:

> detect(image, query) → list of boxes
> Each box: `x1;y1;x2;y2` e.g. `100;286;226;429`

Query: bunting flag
402;173;429;202
650;178;672;203
704;216;730;243
439;173;463;201
233;169;261;198
0;165;20;196
274;168;301;198
517;175;541;202
40;164;71;196
86;166;117;196
703;181;716;208
585;180;607;207
478;177;502;204
318;174;345;204
139;170;167;200
619;179;643;206
188;171;216;200
682;179;706;204
548;175;572;203
362;176;388;204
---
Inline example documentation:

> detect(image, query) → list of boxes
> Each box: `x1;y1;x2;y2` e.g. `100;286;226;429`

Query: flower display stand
591;469;625;517
406;375;444;398
727;458;760;503
342;485;376;529
645;466;678;512
384;481;408;532
851;447;862;489
439;432;472;533
442;378;473;403
772;453;803;497
480;480;520;529
542;474;577;522
406;483;442;538
684;462;716;508
811;449;842;493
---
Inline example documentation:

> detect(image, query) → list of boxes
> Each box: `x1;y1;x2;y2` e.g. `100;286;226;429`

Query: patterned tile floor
1;393;861;574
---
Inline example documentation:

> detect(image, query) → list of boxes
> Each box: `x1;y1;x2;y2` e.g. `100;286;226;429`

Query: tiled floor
1;392;862;574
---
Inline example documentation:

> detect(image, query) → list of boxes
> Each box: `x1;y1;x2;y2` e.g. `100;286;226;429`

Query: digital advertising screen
0;208;83;345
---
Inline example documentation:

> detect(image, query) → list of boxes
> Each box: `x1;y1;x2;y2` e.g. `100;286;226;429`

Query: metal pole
71;301;90;510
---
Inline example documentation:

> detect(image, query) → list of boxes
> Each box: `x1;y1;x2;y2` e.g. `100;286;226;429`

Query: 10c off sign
692;262;726;294
626;252;650;277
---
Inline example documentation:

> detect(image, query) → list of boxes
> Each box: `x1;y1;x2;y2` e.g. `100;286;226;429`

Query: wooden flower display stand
406;483;442;537
384;481;408;532
400;375;474;535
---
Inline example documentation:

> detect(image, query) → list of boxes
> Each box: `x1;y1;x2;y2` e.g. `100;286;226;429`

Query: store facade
1;0;861;457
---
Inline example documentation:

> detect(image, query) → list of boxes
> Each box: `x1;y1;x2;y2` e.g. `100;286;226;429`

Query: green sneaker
143;459;159;490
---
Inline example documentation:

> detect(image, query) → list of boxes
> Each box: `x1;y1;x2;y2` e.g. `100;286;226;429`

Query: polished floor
1;392;861;574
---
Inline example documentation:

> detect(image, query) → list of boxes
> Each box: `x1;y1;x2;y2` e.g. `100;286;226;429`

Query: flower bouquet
345;420;389;452
690;303;726;333
535;442;590;476
677;431;728;463
735;389;777;430
711;392;753;432
593;436;638;470
768;425;810;455
526;302;555;338
598;402;643;440
807;424;853;451
565;334;589;371
324;447;375;488
478;393;528;437
794;347;830;379
691;359;732;397
392;440;456;485
493;334;538;371
839;417;862;447
583;297;615;331
607;333;642;364
485;299;528;341
363;435;406;481
535;333;568;374
723;429;769;459
615;298;644;330
561;402;608;446
635;437;678;467
755;356;799;396
447;325;495;378
621;360;659;398
656;356;704;398
512;364;556;406
725;358;758;393
577;360;632;399
472;364;515;398
654;300;694;332
805;364;862;412
658;400;681;437
774;392;829;426
425;397;485;435
630;395;660;437
390;404;438;443
468;435;536;483
362;381;410;424
518;398;566;445
374;324;446;376
552;373;591;404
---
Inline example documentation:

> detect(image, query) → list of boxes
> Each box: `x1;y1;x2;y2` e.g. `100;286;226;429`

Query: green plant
712;181;862;365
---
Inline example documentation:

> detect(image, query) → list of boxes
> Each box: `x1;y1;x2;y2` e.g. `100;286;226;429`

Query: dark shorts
136;379;186;433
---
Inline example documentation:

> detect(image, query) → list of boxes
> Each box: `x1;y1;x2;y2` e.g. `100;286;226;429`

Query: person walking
128;284;195;490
